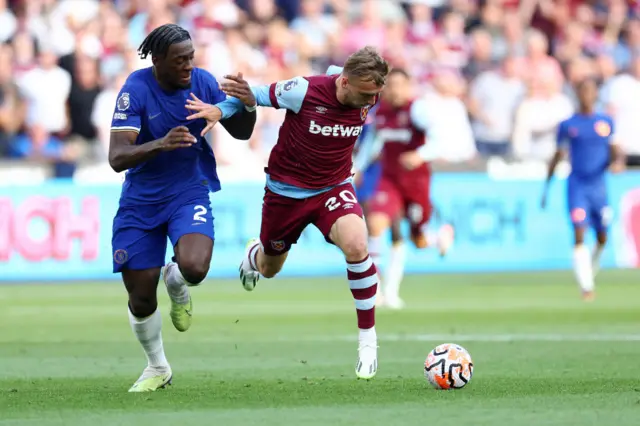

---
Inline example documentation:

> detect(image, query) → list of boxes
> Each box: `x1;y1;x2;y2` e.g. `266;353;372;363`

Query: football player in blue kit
542;78;625;301
109;24;257;391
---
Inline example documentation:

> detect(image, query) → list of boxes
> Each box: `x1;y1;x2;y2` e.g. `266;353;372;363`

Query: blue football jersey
110;67;226;205
556;113;614;181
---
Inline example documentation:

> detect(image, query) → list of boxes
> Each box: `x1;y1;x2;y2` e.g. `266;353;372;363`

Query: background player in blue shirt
109;24;257;392
541;78;625;301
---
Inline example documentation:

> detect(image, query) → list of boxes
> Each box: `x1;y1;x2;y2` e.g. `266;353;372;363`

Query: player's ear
339;76;349;88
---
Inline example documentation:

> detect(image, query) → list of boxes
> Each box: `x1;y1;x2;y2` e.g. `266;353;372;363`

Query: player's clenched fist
220;72;257;107
157;126;197;151
186;93;222;136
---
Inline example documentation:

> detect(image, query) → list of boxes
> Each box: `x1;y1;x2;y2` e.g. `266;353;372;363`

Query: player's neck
579;107;594;115
152;67;175;92
334;77;347;105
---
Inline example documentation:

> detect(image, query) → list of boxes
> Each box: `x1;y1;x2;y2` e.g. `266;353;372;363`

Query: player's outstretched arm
215;73;257;140
220;75;309;114
109;126;196;172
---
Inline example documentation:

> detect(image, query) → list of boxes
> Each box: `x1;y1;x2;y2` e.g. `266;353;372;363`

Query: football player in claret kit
357;69;454;309
109;24;257;392
186;47;389;379
542;78;625;301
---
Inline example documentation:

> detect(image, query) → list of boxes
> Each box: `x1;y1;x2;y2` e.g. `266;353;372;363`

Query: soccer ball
424;343;474;389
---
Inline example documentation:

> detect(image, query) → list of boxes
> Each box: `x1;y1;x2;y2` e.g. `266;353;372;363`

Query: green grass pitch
1;270;639;425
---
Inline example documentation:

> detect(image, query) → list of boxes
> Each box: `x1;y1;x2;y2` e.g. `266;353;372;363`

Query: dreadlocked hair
138;24;191;59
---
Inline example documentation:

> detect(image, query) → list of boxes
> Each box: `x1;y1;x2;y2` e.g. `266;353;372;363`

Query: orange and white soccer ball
424;343;474;389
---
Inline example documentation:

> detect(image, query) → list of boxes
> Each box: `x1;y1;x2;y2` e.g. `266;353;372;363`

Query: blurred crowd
1;0;640;180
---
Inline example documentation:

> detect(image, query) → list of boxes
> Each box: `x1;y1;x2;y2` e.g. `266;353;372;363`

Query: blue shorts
567;178;611;234
356;161;381;203
111;191;214;273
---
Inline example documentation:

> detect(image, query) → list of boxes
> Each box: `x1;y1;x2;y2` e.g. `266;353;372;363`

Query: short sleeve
110;83;144;133
268;77;310;113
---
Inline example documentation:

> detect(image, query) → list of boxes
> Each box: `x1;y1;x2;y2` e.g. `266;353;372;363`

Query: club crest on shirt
361;105;371;122
270;240;285;252
117;92;130;111
594;120;611;137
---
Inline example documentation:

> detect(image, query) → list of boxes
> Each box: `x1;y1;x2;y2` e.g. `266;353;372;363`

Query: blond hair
343;46;390;87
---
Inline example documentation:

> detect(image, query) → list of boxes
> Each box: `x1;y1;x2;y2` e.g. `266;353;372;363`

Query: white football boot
239;238;260;291
355;341;378;380
128;366;172;392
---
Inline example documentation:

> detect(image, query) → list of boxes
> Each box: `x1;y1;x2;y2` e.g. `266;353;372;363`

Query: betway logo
309;120;362;137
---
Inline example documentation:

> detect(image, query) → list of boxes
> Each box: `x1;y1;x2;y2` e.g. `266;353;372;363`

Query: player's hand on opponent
185;93;222;136
158;126;197;151
220;72;257;108
399;151;424;171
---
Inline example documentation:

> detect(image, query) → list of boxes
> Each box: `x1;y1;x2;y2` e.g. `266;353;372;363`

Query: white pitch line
4;333;640;345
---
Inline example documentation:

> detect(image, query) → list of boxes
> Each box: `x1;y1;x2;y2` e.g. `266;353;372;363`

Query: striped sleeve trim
111;126;140;133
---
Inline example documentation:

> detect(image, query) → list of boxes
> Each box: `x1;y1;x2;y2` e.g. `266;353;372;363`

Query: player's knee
178;258;210;285
128;294;157;318
341;238;369;263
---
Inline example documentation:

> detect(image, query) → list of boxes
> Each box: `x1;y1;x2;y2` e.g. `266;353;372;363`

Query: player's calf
122;268;162;316
257;251;287;278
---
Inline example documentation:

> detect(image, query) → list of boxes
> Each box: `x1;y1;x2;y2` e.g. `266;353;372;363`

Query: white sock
165;263;190;304
385;242;406;301
368;235;383;269
368;235;384;292
247;243;260;271
128;308;169;369
573;244;594;293
592;244;604;276
359;326;377;345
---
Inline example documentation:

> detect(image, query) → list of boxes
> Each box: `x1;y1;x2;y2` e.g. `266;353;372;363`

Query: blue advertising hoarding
0;173;638;281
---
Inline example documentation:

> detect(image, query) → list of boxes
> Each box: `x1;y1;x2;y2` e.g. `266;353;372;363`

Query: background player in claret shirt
186;47;389;380
357;69;454;309
542;78;625;301
109;24;256;392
